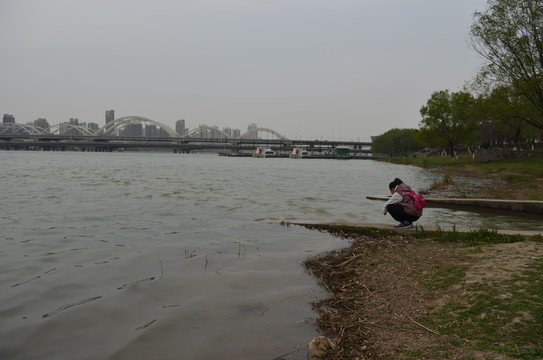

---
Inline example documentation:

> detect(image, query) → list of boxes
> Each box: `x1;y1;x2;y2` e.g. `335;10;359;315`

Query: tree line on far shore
372;0;543;159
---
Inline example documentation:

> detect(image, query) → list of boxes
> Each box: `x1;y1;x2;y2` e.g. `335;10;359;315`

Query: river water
1;151;541;360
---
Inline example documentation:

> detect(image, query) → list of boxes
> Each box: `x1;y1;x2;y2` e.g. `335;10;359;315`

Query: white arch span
240;127;289;140
0;123;49;135
185;125;231;138
97;116;180;137
48;123;96;136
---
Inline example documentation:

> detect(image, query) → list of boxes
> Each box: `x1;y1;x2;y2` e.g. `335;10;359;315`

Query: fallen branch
408;316;440;336
335;253;364;267
291;343;300;359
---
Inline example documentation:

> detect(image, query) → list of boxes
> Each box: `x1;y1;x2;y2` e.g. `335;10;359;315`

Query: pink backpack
409;191;427;210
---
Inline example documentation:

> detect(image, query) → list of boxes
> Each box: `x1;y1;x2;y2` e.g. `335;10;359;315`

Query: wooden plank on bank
367;196;543;214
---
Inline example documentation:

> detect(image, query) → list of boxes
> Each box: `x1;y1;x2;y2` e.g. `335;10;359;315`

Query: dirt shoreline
301;224;543;360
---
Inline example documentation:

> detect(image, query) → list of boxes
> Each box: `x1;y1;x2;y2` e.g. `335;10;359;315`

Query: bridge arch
97;116;180;137
186;125;231;138
240;127;289;140
48;123;96;136
0;123;49;135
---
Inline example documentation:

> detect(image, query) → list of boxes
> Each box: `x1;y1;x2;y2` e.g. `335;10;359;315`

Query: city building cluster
2;114;100;135
2;111;259;139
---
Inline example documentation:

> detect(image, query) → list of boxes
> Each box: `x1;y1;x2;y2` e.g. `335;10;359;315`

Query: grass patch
419;257;543;358
387;154;477;167
300;224;528;246
478;158;543;178
384;154;543;178
429;227;525;246
419;264;467;291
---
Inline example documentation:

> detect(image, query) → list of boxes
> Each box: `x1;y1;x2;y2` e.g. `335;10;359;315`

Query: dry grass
420;172;455;194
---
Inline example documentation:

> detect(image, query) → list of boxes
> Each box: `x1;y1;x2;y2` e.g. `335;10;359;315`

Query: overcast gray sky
1;0;487;140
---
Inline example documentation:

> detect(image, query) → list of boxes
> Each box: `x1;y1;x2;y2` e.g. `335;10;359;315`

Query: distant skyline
1;0;487;141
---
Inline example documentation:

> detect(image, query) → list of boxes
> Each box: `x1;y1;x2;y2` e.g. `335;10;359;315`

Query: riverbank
300;224;543;360
298;156;543;359
382;155;543;201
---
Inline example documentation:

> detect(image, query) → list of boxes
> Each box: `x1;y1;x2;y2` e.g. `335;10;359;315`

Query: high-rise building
125;123;143;137
210;125;220;139
158;128;168;138
196;125;208;138
105;110;115;125
233;128;241;138
87;123;100;132
175;119;186;136
34;118;49;129
247;123;258;139
223;127;232;138
58;122;69;135
146;124;157;137
3;114;15;123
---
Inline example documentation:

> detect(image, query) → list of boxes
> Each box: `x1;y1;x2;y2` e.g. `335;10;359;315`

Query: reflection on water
0;152;540;360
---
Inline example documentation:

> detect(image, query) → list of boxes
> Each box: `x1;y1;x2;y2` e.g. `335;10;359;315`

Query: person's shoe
394;222;404;229
396;221;413;229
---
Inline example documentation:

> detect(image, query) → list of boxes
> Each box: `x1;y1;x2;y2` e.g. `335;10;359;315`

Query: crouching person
383;178;422;229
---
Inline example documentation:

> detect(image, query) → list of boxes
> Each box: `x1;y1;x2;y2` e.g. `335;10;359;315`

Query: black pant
386;203;420;223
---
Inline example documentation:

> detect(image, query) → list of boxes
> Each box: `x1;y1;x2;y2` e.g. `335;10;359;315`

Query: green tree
371;128;422;156
419;90;477;162
475;86;531;148
470;0;543;130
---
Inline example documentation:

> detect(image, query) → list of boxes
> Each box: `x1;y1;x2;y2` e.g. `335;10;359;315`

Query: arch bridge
0;117;291;141
186;125;231;139
0;123;49;135
97;116;179;137
48;124;96;136
186;126;288;140
239;127;289;140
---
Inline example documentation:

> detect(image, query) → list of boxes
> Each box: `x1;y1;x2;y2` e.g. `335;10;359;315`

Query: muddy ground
302;225;543;360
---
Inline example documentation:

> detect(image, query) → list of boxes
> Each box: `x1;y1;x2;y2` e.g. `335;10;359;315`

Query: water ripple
1;151;541;360
42;296;102;318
